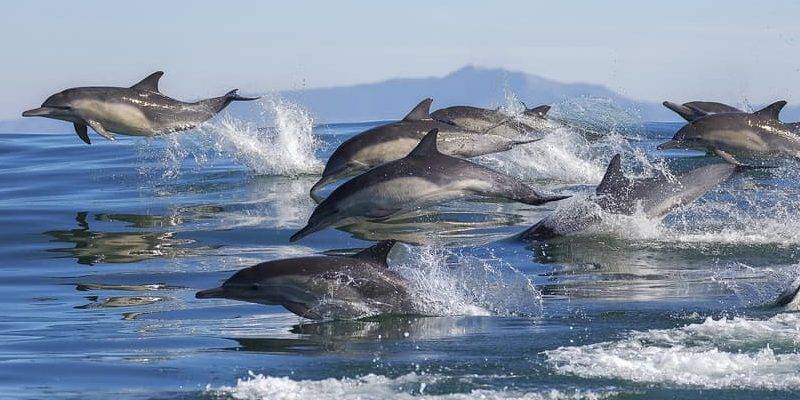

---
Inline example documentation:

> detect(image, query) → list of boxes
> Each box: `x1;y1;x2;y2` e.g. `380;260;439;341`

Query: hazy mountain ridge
3;66;798;133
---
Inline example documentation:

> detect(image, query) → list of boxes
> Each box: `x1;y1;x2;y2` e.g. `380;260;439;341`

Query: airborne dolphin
517;153;755;241
22;71;258;144
310;98;541;194
431;104;551;138
658;100;800;159
196;241;410;320
293;129;570;242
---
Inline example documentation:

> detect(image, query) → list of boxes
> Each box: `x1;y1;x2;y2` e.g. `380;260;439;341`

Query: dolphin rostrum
431;103;552;138
658;100;800;159
195;240;410;320
22;71;259;144
310;98;542;194
293;129;570;241
518;152;758;241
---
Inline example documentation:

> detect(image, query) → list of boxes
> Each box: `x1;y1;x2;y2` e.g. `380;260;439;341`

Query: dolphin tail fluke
524;105;551;118
224;89;260;102
663;101;707;121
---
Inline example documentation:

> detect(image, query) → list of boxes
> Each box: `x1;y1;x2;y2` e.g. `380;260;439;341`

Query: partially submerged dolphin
431;104;551;138
774;276;800;310
662;100;742;121
22;71;258;144
293;129;570;241
658;100;800;159
195;241;410;320
310;98;542;194
518;153;756;241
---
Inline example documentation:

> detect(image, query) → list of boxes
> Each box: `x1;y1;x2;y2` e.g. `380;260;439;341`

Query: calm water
1;99;799;399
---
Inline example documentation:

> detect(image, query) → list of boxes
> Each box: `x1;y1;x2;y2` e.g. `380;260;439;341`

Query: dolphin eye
249;284;259;291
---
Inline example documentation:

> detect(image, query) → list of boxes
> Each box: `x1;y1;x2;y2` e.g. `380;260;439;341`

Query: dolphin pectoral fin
715;149;778;171
86;120;115;141
365;208;401;221
74;123;91;145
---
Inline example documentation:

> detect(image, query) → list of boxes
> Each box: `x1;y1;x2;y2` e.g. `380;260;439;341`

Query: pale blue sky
2;1;799;119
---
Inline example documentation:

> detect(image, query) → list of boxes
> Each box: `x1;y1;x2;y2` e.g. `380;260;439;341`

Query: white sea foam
546;313;800;390
209;372;619;400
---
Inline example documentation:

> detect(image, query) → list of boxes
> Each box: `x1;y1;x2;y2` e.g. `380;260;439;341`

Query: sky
1;0;800;119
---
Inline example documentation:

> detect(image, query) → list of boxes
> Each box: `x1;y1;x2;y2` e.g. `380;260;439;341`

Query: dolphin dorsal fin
662;101;707;122
754;100;787;120
408;129;441;157
403;98;433;121
352;240;397;265
524;105;551;118
596;154;631;195
131;71;164;93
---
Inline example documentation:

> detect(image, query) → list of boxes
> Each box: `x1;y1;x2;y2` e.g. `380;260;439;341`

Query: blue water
1;99;799;399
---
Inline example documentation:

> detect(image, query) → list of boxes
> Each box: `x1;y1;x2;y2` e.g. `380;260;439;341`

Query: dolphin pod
310;98;545;195
25;73;790;318
22;71;259;144
292;129;569;242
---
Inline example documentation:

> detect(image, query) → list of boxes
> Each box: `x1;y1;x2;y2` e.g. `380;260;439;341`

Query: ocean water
1;98;799;399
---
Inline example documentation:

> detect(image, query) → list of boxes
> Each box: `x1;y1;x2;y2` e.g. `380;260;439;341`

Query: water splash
200;96;323;176
393;245;542;317
136;95;323;179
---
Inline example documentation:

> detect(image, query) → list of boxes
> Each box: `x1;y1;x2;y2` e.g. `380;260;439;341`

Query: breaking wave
546;313;800;390
208;371;620;400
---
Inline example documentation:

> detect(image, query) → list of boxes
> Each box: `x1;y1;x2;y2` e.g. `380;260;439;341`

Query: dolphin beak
657;140;683;150
290;223;323;242
310;176;333;197
195;287;226;299
22;107;53;117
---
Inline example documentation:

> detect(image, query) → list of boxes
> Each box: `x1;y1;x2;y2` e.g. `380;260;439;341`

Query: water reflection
44;211;199;265
227;316;490;354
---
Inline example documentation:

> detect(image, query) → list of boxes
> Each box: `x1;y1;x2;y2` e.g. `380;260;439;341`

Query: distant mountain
3;66;799;133
281;66;676;123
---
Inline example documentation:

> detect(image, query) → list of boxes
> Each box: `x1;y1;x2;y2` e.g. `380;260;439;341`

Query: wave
546;313;800;390
208;371;620;400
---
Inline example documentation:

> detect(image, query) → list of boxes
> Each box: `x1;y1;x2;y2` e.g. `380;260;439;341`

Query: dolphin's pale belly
705;129;771;154
337;177;492;222
74;99;156;136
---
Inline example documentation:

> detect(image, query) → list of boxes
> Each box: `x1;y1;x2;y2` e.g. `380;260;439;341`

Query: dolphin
22;71;258;144
195;241;410;320
431;104;551;138
293;129;570;241
310;98;542;194
517;152;757;241
657;100;800;159
662;100;743;121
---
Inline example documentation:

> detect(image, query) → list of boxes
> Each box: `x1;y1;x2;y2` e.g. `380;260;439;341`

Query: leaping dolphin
518;152;758;241
293;129;570;242
196;241;411;320
431;104;551;138
658;100;800;159
310;98;542;195
22;71;259;144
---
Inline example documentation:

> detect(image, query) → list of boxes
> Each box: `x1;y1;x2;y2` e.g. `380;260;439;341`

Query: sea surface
1;97;799;399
